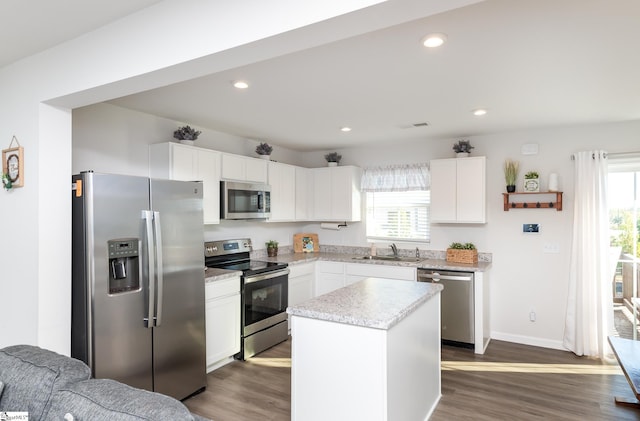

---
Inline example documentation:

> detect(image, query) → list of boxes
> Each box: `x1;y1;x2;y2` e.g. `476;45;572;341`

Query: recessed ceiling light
340;127;352;132
422;33;447;48
473;109;487;116
232;80;249;89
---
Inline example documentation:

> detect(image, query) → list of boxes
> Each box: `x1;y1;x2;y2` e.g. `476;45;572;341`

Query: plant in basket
446;242;478;263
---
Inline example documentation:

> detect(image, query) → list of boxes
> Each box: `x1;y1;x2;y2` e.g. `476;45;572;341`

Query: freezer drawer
417;269;474;346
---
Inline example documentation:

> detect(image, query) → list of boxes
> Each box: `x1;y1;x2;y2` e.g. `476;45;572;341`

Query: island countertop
287;277;443;330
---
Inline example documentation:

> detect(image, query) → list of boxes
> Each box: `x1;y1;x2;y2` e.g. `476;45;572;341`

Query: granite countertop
204;251;491;283
287;277;443;330
204;267;242;283
262;251;492;272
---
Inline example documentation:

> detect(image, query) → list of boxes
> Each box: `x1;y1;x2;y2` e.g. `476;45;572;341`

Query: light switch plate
523;223;539;233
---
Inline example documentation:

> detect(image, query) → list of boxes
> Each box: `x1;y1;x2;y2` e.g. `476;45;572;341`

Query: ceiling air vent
397;122;430;129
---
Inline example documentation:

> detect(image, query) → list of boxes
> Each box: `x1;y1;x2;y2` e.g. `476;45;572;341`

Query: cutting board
293;233;319;253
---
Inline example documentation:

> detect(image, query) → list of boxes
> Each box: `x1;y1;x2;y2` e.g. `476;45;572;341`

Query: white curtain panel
563;150;613;358
360;163;429;192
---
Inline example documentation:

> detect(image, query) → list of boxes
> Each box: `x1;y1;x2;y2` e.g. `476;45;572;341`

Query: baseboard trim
490;331;568;351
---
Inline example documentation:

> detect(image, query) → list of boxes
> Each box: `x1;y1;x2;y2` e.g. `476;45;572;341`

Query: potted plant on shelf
255;142;273;160
452;139;474;157
324;152;342;167
173;125;201;145
446;242;478;264
503;159;520;193
523;171;540;192
266;240;279;257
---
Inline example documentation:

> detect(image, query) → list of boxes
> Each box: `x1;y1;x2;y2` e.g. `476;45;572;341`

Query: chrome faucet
390;243;398;257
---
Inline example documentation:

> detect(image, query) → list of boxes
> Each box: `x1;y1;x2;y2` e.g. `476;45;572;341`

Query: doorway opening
609;158;640;340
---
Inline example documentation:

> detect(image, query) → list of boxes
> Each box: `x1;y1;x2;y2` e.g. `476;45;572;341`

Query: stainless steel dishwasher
417;268;474;348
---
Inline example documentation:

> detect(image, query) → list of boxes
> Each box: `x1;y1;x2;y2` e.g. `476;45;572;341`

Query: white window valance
360;163;430;192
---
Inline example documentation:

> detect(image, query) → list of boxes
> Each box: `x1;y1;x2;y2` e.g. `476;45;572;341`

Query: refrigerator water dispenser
108;238;140;294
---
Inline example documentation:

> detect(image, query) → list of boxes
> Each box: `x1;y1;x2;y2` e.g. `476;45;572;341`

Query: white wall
73;101;640;350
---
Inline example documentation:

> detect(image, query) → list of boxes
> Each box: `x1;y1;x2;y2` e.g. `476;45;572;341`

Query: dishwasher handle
417;271;473;282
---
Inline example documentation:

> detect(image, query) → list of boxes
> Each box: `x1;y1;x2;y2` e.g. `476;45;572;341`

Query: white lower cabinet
315;261;346;296
205;277;241;372
288;263;315;330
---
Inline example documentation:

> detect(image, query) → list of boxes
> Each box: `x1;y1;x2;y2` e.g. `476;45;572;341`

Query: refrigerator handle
143;210;155;329
153;211;164;327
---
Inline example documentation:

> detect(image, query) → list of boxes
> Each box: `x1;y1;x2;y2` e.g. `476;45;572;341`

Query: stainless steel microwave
220;181;271;220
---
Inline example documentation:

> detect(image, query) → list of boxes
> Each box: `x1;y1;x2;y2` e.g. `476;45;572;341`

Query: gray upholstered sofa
0;345;210;420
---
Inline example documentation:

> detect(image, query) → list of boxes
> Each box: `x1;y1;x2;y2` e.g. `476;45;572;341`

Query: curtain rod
570;151;640;160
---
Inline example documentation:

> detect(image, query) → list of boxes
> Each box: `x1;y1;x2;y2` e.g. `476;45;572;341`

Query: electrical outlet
523;223;539;233
529;310;536;322
543;243;560;253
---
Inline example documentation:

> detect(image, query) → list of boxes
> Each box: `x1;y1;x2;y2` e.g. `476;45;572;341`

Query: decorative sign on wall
2;135;24;190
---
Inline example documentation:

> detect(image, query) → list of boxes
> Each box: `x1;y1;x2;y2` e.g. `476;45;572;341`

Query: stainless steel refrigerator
71;171;206;400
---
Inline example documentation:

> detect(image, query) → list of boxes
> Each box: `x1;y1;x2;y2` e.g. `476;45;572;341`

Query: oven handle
244;268;289;284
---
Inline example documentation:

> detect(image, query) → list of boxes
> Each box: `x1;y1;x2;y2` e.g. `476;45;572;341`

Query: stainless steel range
204;239;289;360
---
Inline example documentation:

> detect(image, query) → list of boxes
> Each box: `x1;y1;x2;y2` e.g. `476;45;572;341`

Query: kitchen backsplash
251;244;492;262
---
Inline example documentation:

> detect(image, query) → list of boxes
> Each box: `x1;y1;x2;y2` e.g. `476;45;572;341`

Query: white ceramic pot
456;152;470;158
259;154;271;160
179;139;195;146
328;162;338;167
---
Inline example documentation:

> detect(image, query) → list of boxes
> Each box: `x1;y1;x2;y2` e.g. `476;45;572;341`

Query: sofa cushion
47;379;198;421
0;345;91;418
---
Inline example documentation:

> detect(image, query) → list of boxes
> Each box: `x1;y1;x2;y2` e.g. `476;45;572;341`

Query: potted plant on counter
503;159;520;193
266;240;279;257
173;125;201;145
446;242;478;264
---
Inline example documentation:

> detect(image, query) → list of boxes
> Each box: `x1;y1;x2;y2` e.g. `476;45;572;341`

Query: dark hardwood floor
184;338;640;420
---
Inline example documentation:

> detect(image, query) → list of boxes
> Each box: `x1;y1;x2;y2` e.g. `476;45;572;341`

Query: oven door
242;268;289;336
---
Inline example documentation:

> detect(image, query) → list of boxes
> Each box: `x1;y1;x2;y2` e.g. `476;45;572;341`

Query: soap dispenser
370;243;377;256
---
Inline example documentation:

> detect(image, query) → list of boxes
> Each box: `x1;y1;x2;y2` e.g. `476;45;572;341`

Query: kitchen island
287;277;443;421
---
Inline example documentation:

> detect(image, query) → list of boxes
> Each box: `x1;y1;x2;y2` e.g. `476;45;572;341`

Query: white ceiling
3;1;640;152
0;0;164;68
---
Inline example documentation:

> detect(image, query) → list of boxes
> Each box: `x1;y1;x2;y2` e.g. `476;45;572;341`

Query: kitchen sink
352;255;423;263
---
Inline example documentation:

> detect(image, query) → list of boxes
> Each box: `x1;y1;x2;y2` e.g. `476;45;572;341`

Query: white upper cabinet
295;167;312;221
430;156;486;223
268;161;296;222
149;142;221;224
311;166;362;222
221;153;268;183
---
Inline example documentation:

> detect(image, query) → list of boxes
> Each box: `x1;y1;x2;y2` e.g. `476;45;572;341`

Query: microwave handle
258;191;264;211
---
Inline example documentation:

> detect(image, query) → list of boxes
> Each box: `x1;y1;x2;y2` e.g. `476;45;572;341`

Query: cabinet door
312;168;333;220
245;158;268;183
430;157;486;223
197;149;221;224
429;158;457;223
171;145;196;180
149;143;220;224
315;261;345;296
311;166;362;222
295;167;312;221
456;157;486;223
268;161;296;221
205;294;240;370
221;154;246;181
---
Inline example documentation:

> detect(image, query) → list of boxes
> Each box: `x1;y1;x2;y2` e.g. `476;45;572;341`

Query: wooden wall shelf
503;191;563;211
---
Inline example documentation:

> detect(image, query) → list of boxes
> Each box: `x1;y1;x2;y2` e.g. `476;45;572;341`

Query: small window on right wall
365;190;430;243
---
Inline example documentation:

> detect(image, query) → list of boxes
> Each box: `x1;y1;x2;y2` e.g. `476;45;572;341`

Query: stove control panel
205;238;252;257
